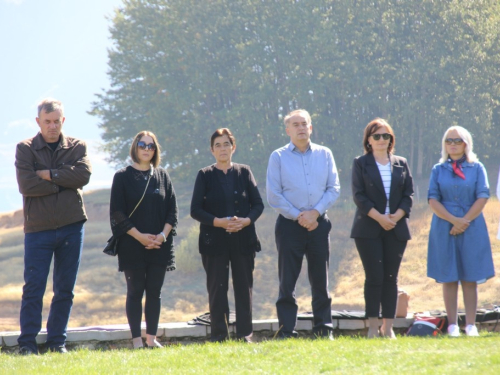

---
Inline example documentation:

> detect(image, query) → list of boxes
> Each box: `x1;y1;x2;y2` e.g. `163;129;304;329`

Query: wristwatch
160;232;167;243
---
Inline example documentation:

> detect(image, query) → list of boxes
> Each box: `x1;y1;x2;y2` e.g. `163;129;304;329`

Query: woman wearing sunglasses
427;126;494;337
190;128;264;343
109;131;178;348
350;118;414;338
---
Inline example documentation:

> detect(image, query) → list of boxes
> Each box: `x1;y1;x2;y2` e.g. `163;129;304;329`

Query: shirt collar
33;132;69;151
288;141;312;154
443;159;474;170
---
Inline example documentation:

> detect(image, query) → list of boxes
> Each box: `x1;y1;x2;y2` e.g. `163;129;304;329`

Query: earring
367;144;372;149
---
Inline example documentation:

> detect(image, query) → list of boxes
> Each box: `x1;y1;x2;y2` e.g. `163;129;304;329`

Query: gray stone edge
0;317;417;347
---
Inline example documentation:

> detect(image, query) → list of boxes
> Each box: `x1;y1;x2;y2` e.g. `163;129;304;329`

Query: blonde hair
129;130;161;168
439;126;478;163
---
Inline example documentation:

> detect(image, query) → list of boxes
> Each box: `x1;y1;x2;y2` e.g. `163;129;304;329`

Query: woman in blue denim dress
497;166;500;240
427;126;495;337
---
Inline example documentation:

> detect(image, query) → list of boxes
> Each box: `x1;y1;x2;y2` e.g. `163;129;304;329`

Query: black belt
279;213;327;222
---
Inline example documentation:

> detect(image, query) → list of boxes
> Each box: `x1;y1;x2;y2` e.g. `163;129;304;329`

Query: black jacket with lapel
350;153;413;240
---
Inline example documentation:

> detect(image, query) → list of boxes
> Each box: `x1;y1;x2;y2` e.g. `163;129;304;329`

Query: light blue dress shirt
266;141;341;220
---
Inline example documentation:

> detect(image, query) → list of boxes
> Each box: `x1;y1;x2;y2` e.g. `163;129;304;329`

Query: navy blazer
350;153;413;240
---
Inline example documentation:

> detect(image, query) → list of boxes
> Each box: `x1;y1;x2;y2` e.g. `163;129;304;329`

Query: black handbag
103;235;119;256
103;168;153;256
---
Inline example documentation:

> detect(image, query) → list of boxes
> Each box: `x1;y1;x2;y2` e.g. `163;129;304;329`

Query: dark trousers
201;244;255;341
275;215;333;336
124;265;167;338
354;230;407;318
18;221;84;353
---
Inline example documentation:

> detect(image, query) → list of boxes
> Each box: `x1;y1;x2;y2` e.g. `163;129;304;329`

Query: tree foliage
90;0;500;182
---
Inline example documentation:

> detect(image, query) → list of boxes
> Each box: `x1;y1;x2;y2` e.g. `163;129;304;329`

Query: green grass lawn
2;334;500;374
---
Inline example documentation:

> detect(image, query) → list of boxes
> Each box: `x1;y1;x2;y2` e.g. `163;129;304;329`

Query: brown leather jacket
15;132;92;233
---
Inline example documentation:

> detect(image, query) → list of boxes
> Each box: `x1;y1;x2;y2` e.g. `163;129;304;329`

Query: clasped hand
378;214;397;231
450;217;470;236
298;210;319;232
223;216;251;233
137;233;162;249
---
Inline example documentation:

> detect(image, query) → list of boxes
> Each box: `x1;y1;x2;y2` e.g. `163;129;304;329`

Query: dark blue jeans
18;221;84;353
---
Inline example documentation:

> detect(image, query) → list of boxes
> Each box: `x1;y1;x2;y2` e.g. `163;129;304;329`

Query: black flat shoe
19;346;37;356
209;335;229;343
314;331;335;341
49;345;68;354
276;331;299;340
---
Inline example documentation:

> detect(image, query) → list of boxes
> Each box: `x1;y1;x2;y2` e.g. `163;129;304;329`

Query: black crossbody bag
103;168;153;256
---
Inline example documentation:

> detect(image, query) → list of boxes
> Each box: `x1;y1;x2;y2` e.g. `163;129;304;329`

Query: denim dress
496;166;500;240
427;161;495;283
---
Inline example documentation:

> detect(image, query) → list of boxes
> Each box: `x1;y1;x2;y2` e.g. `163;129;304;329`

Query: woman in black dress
191;128;264;343
110;131;177;349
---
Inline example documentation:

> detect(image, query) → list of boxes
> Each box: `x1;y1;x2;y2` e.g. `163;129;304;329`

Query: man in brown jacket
15;98;92;355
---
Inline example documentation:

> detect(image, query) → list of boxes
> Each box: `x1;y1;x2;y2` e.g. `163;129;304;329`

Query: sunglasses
371;133;391;141
137;141;156;151
445;138;464;145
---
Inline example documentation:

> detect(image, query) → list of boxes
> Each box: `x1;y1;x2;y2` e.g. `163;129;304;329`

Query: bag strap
129;167;153;218
436;318;445;331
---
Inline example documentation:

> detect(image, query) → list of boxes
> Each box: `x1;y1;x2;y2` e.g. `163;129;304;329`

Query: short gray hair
37;98;64;117
283;109;311;126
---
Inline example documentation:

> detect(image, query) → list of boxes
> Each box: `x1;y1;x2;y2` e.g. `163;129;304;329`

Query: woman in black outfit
191;128;264;343
110;131;177;349
350;118;413;339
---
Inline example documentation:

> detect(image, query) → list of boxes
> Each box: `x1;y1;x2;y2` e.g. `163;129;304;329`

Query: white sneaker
465;324;479;337
447;324;461;337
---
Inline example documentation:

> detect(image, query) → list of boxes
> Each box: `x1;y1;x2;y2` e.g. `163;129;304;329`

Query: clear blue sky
0;0;123;212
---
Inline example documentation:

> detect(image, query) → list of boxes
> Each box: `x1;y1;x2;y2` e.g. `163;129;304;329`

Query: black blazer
190;163;264;255
350;153;413;240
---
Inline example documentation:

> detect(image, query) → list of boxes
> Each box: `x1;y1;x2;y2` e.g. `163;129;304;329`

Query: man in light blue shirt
266;109;340;339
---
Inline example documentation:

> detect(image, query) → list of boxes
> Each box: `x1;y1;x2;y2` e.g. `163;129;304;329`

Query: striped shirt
376;161;392;214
